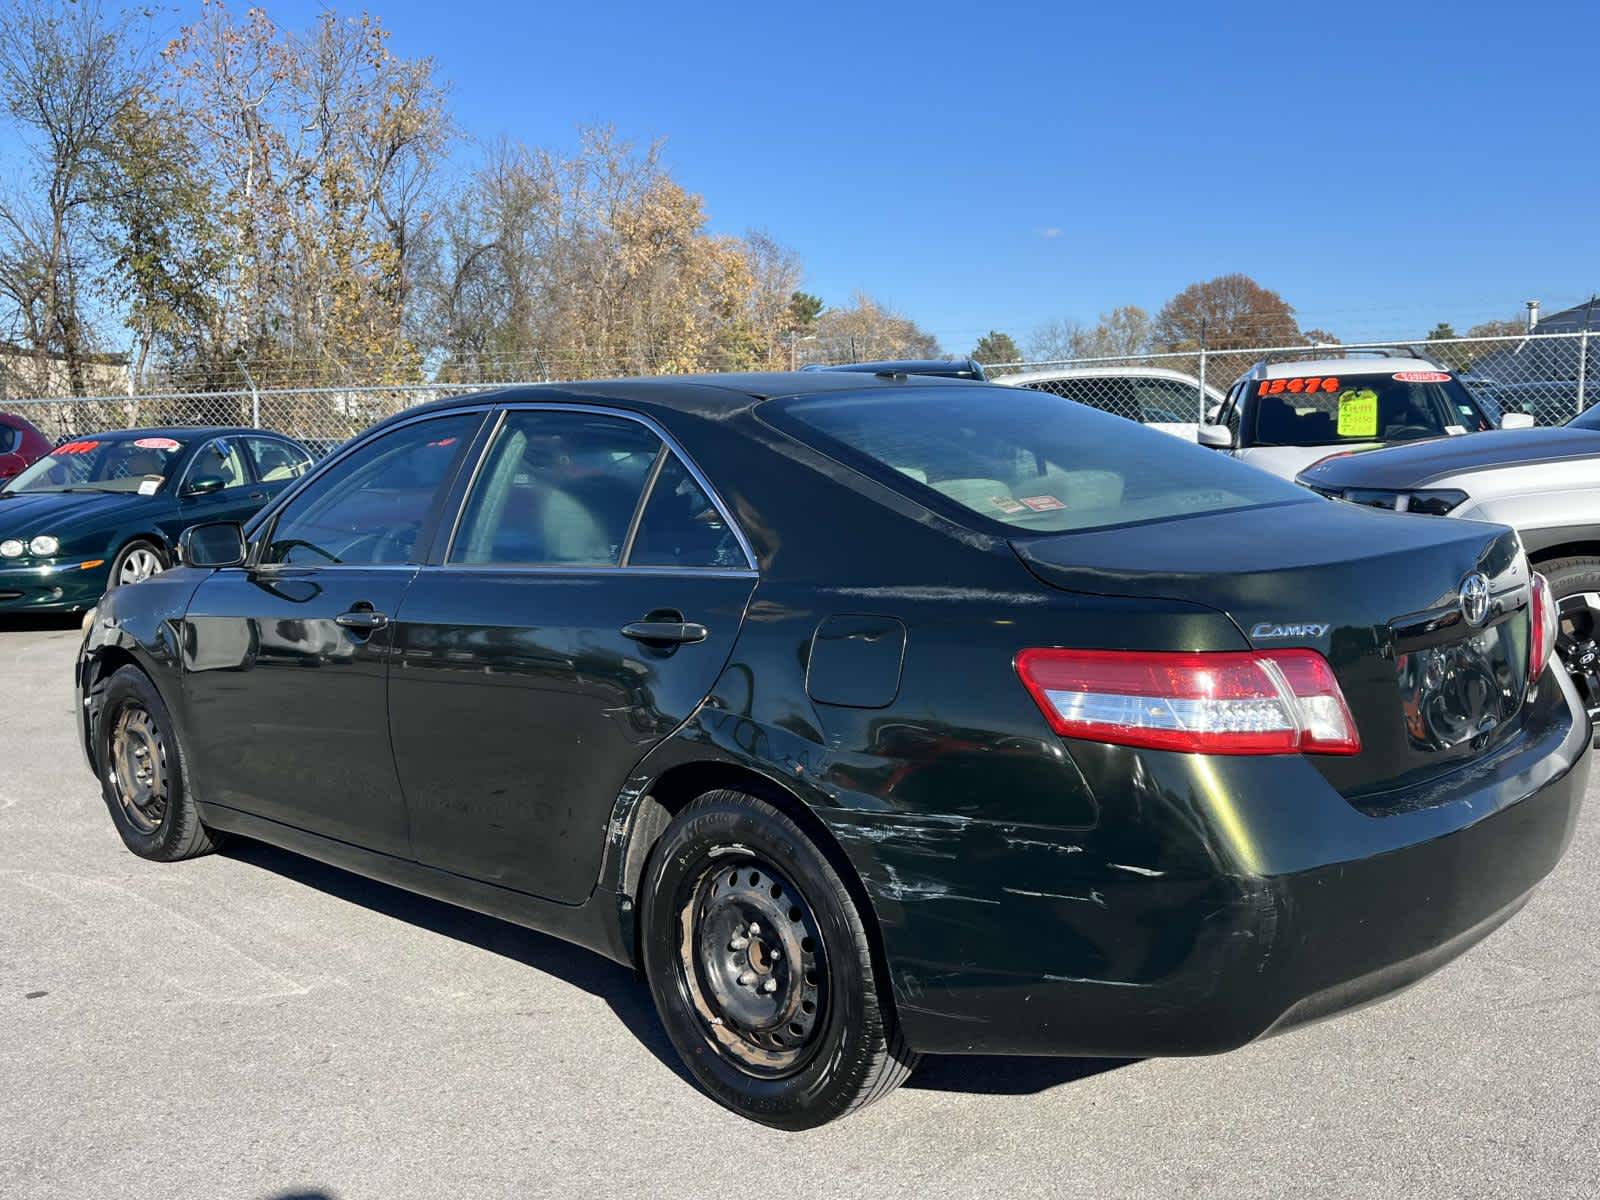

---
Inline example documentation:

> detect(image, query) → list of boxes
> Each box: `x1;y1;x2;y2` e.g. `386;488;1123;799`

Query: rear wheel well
1528;541;1600;568
620;760;898;1013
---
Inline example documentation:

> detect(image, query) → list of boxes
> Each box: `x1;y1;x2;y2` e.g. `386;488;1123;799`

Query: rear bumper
823;667;1590;1057
0;558;108;610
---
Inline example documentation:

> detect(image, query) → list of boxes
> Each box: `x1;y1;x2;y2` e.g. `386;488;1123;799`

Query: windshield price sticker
1336;389;1380;437
137;477;162;496
1020;495;1067;512
1393;371;1451;383
133;437;182;451
989;496;1027;514
1258;376;1340;397
54;440;99;455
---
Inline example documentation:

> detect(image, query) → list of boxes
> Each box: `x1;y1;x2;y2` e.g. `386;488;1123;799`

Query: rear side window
449;411;660;565
629;453;745;568
245;436;313;483
765;386;1308;534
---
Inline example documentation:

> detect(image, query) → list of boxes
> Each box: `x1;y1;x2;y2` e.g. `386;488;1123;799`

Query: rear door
181;410;485;855
388;405;757;903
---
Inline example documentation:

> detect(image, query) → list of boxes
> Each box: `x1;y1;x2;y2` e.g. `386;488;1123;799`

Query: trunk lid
1012;500;1533;802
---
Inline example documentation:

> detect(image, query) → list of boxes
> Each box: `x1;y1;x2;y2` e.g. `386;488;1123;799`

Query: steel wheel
1556;590;1600;718
674;855;828;1078
109;704;168;834
117;545;164;586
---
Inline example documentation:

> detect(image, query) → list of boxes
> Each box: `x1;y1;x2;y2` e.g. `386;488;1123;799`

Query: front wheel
107;538;167;590
94;665;224;861
640;789;917;1129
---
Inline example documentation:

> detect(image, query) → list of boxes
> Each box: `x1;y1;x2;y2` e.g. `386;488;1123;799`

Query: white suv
997;366;1224;441
1201;351;1523;479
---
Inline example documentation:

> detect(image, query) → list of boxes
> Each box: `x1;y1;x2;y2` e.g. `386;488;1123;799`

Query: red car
0;412;52;483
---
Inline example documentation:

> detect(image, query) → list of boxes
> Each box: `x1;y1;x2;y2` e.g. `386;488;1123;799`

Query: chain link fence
0;330;1593;449
0;383;507;451
983;330;1596;429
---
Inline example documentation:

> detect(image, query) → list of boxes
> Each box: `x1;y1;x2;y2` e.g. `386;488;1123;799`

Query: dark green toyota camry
74;373;1589;1128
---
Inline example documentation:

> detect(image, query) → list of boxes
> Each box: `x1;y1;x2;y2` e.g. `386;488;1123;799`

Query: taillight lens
1014;647;1361;756
1529;572;1557;684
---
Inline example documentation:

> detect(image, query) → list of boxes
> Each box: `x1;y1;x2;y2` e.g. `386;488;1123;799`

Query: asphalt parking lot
1;618;1596;1200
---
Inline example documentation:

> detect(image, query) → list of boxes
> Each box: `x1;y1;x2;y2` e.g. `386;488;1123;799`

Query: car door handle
335;608;390;632
249;491;268;502
621;620;708;645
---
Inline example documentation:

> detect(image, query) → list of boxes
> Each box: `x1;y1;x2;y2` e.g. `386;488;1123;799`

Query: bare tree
0;0;150;393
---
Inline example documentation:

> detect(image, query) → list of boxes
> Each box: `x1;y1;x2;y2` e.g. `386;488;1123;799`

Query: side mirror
1500;413;1536;430
179;521;247;568
1197;424;1234;448
184;475;226;497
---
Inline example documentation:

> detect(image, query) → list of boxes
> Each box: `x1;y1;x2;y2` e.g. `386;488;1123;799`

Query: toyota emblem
1459;572;1491;627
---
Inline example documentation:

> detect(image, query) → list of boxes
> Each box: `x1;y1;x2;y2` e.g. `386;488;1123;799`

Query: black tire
105;538;168;592
1537;556;1600;722
640;789;917;1129
93;665;223;861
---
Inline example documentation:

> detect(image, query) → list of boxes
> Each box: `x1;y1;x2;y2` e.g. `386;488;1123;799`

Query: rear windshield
1248;371;1488;447
764;386;1309;534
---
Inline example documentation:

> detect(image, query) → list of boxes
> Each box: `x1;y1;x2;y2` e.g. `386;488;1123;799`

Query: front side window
0;424;17;454
3;434;187;494
450;411;660;566
1248;372;1490;447
245;436;313;483
262;414;479;566
629;453;745;568
185;438;249;492
765;385;1309;534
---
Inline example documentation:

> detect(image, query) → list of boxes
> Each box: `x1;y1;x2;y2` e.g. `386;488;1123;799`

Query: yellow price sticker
1337;389;1379;437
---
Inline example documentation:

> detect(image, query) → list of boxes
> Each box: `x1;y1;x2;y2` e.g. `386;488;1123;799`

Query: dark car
0;427;312;610
804;357;987;380
0;410;53;483
75;375;1587;1129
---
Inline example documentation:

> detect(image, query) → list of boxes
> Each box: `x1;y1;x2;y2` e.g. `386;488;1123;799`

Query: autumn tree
814;292;939;362
1467;318;1525;339
972;330;1020;365
1153;274;1299;351
90;92;223;392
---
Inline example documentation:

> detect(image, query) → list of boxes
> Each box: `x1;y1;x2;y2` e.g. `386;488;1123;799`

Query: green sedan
0;426;312;612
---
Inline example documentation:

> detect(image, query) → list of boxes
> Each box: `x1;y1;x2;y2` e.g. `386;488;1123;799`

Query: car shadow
223;838;1140;1099
0;612;84;633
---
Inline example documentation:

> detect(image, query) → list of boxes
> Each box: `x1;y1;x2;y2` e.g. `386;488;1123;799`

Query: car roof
363;371;978;431
66;425;288;442
1258;355;1441;379
805;359;986;379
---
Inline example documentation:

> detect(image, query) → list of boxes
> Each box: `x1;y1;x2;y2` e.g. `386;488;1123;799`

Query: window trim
437;402;757;575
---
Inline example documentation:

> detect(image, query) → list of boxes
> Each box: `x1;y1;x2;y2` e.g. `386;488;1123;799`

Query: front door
388;408;757;903
174;436;261;531
180;411;485;856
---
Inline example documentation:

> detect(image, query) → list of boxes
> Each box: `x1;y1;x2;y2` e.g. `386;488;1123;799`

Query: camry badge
1250;622;1331;639
1459;573;1491;627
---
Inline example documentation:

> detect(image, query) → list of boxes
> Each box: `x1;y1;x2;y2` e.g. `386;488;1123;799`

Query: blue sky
99;1;1600;351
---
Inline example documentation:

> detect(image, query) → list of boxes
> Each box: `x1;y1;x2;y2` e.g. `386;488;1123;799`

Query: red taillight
1014;647;1361;756
1529;572;1557;684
